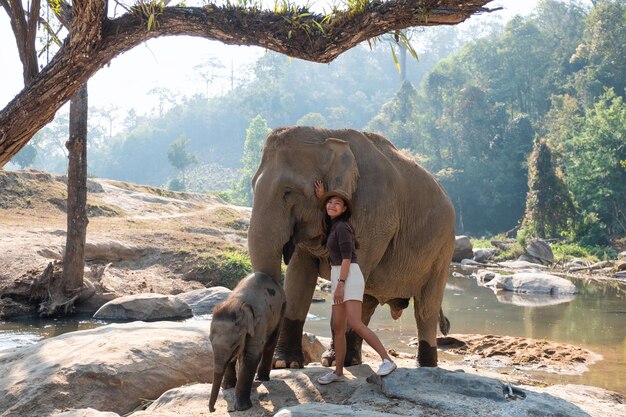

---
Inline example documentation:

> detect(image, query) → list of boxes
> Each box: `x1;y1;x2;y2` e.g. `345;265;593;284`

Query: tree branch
4;0;39;84
104;1;497;63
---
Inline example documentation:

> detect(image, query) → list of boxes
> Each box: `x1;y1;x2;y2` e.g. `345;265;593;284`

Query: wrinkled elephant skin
247;127;455;369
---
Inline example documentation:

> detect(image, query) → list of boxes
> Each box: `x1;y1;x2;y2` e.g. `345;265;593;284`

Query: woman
314;180;397;385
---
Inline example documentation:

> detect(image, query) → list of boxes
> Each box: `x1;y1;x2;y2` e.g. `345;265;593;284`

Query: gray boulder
564;258;590;270
93;293;193;321
0;321;213;417
473;248;497;263
453;236;473;262
174;287;231;316
484;272;578;295
522;238;554;265
475;270;499;285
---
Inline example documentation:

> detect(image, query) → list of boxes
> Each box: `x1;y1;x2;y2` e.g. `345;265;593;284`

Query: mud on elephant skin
208;272;286;412
247;126;456;369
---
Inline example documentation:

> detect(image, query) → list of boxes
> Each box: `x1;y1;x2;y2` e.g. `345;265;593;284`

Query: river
1;268;624;395
305;267;626;395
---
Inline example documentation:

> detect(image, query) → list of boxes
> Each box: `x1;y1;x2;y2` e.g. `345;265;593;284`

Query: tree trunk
63;83;89;300
30;83;90;316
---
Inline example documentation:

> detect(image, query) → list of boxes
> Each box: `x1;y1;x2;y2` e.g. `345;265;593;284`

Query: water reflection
493;291;576;307
0;314;103;352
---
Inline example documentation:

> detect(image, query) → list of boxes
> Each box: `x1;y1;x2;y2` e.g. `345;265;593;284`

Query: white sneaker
376;359;397;376
317;371;345;385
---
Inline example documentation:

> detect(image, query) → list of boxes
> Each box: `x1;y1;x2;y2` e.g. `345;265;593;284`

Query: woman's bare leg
331;303;347;375
344;300;391;362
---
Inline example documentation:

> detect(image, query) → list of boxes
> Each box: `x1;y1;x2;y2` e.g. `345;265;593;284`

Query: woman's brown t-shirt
327;220;358;266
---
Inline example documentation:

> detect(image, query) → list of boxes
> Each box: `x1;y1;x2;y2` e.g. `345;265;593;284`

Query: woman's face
326;196;348;219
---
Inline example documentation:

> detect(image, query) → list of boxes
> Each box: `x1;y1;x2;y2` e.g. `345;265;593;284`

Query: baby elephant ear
322;138;359;197
243;304;255;337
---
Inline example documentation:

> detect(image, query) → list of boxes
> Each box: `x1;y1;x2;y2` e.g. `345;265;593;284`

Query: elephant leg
413;296;439;367
235;349;262;411
321;294;377;367
320;315;336;367
273;249;318;369
257;326;280;381
222;360;237;389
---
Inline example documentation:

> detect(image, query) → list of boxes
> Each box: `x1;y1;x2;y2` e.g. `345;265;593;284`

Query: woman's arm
314;180;325;200
334;258;351;304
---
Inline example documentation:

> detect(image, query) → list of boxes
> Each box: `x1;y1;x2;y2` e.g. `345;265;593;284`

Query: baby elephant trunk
208;370;224;413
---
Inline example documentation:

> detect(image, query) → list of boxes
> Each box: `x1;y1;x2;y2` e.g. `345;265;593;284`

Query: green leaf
312;20;325;34
390;45;400;73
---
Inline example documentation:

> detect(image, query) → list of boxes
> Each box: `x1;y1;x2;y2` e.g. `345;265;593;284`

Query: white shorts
331;263;365;303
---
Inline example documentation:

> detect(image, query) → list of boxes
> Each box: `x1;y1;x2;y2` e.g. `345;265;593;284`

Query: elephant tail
209;370;224;413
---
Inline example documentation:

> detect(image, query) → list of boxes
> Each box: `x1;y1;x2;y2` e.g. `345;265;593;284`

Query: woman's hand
334;281;345;304
314;180;325;200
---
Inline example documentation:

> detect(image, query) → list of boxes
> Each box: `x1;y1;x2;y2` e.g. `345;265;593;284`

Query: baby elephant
208;272;286;412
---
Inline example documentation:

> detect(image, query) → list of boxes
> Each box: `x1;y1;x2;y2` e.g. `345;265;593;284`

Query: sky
0;0;540;117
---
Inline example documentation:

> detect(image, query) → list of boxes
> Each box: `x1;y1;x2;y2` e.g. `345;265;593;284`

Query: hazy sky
0;0;540;117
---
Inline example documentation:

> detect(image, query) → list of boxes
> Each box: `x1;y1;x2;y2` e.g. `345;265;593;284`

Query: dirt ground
0;170;250;317
0;169;608;378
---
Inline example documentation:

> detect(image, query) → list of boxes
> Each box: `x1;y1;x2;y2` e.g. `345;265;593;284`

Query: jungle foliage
13;0;626;246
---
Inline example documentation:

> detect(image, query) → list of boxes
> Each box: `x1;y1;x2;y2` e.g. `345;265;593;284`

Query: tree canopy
0;0;496;167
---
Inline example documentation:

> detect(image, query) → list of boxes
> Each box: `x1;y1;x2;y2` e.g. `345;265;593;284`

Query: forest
9;0;626;250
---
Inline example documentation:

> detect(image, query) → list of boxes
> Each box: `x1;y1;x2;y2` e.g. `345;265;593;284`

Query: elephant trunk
248;209;288;281
208;370;224;413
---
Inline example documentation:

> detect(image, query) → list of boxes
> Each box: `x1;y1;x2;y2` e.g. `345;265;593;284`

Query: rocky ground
0;169;625;417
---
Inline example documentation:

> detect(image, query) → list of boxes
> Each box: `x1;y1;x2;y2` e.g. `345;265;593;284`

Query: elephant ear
322;138;359;197
242;304;255;337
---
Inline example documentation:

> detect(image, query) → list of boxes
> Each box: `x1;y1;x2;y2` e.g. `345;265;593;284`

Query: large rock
0;321;213;417
374;367;589;416
522;238;554;265
126;365;623;417
453;236;473;262
5;330;624;417
484;272;578;295
174;287;231;316
473;248;497;263
93;293;193;321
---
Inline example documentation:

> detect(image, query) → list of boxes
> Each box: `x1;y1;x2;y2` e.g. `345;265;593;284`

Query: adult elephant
248;126;455;368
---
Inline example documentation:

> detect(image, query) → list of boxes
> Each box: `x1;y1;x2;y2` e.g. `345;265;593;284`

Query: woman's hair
320;199;359;248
